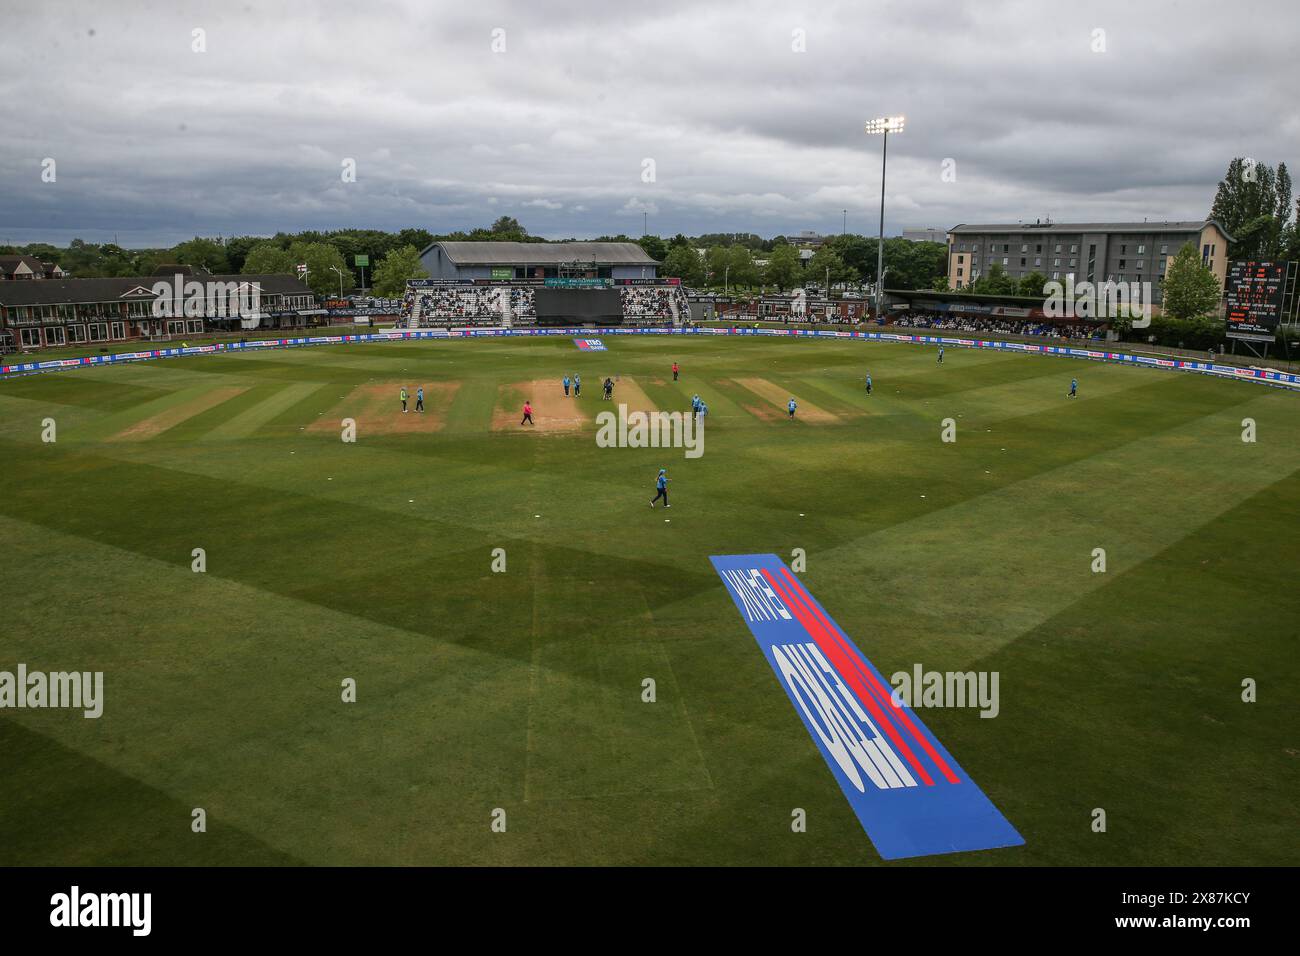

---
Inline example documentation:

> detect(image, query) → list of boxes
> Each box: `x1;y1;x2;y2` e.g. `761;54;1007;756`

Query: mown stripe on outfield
108;386;249;442
0;373;169;412
204;382;328;440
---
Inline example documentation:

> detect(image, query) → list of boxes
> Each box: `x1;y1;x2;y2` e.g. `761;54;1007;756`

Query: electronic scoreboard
1224;260;1286;341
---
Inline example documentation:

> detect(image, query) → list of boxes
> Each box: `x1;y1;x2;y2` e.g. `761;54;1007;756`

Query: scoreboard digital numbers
1224;260;1286;341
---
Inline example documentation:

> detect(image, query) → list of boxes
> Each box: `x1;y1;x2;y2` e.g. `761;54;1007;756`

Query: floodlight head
865;115;906;134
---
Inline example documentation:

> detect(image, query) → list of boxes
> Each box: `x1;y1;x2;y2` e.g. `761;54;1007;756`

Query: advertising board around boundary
2;326;1298;390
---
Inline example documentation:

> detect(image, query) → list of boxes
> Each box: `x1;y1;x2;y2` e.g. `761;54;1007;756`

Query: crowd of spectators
891;312;1104;340
619;286;688;320
403;287;537;326
398;284;687;327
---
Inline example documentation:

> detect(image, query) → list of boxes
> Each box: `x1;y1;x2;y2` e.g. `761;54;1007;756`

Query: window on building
1071;244;1078;253
111;321;125;339
44;326;66;346
1055;244;1062;253
67;325;87;343
1137;244;1145;254
1020;244;1027;253
89;323;108;341
1119;259;1126;269
1034;257;1041;266
20;328;41;348
1003;257;1009;265
1160;244;1168;254
1020;258;1026;267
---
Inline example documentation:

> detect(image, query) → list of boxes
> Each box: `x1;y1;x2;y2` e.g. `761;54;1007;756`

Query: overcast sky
1;0;1296;247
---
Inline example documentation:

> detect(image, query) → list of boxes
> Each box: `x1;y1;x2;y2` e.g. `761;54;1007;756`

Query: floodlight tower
865;115;905;322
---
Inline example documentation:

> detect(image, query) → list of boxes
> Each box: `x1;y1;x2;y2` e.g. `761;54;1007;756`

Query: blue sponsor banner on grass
710;553;1024;860
574;338;606;351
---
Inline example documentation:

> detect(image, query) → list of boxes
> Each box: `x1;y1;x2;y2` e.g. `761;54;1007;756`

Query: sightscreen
534;288;625;325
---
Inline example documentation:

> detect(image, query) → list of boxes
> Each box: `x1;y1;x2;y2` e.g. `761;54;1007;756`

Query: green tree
370;245;429;297
807;247;850;289
765;244;801;291
1161;242;1222;320
489;216;528;240
637;235;668;263
241;241;296;276
706;245;730;287
171;237;230;273
969;262;1017;295
662;245;703;285
726;245;758;288
1017;271;1049;298
286;241;350;296
1209;158;1293;259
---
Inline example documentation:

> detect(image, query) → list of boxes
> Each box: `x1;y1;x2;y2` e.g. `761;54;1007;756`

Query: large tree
1209;158;1293;259
286;240;350;297
1161;242;1222;320
370;245;429;297
171;237;230;273
807;247;851;288
764;244;801;291
661;245;703;285
241;241;296;276
726;245;758;288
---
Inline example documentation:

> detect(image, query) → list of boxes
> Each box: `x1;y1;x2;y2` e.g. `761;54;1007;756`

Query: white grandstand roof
425;241;658;265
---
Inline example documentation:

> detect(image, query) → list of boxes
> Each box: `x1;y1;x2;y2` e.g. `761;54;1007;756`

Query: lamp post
865;115;904;322
329;266;345;299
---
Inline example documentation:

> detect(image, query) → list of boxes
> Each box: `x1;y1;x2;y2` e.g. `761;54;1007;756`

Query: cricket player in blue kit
574;374;581;397
649;468;670;508
937;346;944;364
563;375;571;396
865;374;873;395
1068;378;1078;398
788;398;797;419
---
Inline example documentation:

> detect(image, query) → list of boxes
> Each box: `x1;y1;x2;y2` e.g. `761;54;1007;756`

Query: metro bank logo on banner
574;338;607;351
710;554;1024;860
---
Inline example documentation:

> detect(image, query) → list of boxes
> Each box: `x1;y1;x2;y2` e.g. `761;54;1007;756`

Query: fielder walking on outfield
788;397;797;419
574;374;581;397
400;386;409;413
1068;378;1078;398
649;468;670;508
521;400;534;425
866;373;873;395
563;375;571;397
416;386;424;413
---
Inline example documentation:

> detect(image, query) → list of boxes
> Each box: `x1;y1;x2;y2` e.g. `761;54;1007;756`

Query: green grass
0;335;1296;866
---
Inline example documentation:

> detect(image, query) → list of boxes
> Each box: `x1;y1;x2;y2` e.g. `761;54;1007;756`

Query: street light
329;265;346;298
865;115;904;323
